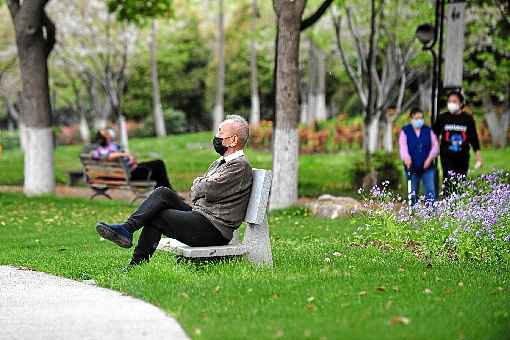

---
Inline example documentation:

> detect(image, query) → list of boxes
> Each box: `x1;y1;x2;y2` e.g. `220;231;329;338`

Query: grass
0;132;362;197
0;193;508;339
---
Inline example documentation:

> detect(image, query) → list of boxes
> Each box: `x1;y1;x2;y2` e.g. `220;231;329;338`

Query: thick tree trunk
213;0;225;133
270;0;305;210
150;20;166;137
249;0;260;126
8;1;56;195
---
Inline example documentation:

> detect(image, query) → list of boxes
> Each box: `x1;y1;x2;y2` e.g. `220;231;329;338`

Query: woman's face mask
412;118;424;129
447;102;460;113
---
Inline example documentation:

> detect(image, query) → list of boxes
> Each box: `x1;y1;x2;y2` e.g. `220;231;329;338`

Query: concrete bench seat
157;168;273;267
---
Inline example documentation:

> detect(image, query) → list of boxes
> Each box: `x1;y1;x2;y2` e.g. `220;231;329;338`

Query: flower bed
352;171;510;263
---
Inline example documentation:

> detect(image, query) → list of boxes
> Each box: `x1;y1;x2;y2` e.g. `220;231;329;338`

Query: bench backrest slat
244;169;272;225
80;153;130;183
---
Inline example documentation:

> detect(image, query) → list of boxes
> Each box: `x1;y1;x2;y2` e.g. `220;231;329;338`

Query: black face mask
213;136;227;156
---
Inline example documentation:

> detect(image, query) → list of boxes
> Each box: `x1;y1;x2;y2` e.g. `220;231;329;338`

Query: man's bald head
219;115;250;149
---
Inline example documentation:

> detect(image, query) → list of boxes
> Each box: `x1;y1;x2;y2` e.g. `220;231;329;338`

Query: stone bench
157;168;273;267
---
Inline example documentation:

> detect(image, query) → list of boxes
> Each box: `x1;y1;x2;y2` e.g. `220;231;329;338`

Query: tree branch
300;0;334;31
345;7;368;74
332;13;367;107
42;10;56;57
6;0;20;19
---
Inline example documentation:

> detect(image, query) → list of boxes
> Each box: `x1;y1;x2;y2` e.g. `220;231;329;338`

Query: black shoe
96;222;133;248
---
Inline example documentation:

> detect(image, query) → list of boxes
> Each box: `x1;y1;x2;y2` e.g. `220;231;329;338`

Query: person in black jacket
433;91;482;195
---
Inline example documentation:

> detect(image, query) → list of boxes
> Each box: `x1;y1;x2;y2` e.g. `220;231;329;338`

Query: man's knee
153;186;174;198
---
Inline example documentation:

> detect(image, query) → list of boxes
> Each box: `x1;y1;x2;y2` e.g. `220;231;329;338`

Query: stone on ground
306;194;361;219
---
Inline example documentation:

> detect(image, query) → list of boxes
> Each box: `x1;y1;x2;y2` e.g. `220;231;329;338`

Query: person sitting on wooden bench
95;115;253;266
91;128;173;189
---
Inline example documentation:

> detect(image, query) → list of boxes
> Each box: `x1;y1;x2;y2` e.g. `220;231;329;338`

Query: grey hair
224;114;249;147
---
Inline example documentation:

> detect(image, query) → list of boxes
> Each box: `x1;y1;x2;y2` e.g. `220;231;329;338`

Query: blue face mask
412;118;424;129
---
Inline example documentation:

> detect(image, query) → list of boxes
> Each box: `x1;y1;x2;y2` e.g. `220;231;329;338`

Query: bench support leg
243;217;273;267
90;188;112;200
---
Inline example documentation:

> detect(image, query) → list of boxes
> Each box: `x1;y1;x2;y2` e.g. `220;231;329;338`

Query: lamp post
415;0;446;127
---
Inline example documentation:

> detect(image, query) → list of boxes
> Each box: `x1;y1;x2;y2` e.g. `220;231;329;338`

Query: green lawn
0;193;508;339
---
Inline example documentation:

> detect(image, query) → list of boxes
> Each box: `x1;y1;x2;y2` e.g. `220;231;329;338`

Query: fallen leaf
392;286;400;292
424;288;432;294
213;286;220;294
305;303;317;312
275;329;284;338
332;252;343;257
389;315;411;326
458;282;464;288
324;257;331;263
359;291;367;296
307;296;315;302
376;286;386;292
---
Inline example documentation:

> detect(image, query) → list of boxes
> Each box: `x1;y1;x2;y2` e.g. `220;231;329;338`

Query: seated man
92;128;173;189
96;115;253;266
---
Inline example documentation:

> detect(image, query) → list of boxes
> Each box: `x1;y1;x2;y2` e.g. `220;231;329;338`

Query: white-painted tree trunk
18;121;27;152
250;94;260;126
382;118;393;153
119;114;129;152
212;103;223;134
79;113;91;144
24;127;55;196
485;110;510;148
270;127;299;209
213;0;225;133
94;117;107;130
300;100;308;124
315;48;327;122
365;117;380;154
249;0;260;126
150;20;167;137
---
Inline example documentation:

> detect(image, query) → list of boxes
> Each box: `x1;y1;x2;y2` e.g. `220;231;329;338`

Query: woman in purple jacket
399;108;439;205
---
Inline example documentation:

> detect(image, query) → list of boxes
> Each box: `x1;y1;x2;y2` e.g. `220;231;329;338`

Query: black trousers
131;159;172;189
125;187;229;263
440;153;469;196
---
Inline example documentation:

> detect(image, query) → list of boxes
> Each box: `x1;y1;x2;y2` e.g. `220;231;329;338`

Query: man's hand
474;151;482;169
423;157;433;170
404;158;412;169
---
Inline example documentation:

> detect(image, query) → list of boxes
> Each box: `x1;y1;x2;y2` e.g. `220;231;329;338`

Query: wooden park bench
80;153;156;203
157;169;273;267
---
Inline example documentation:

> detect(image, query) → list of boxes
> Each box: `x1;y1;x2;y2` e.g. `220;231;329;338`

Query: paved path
0;266;189;340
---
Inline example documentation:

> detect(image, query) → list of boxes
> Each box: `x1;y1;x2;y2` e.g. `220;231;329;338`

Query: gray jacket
191;155;253;240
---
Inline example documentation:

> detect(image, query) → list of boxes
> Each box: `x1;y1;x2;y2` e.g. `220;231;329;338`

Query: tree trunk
249;0;260;126
419;76;432;114
306;40;317;124
365;116;380;155
79;112;91;144
8;1;56;195
482;93;509;148
213;0;225;133
270;0;306;210
315;46;327;122
150;20;166;137
382;117;393;153
119;114;129;152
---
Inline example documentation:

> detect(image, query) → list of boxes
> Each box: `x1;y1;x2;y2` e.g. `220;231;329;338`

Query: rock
306;195;361;219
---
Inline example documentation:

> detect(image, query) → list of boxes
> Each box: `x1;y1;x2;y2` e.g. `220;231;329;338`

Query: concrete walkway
0;266;189;340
